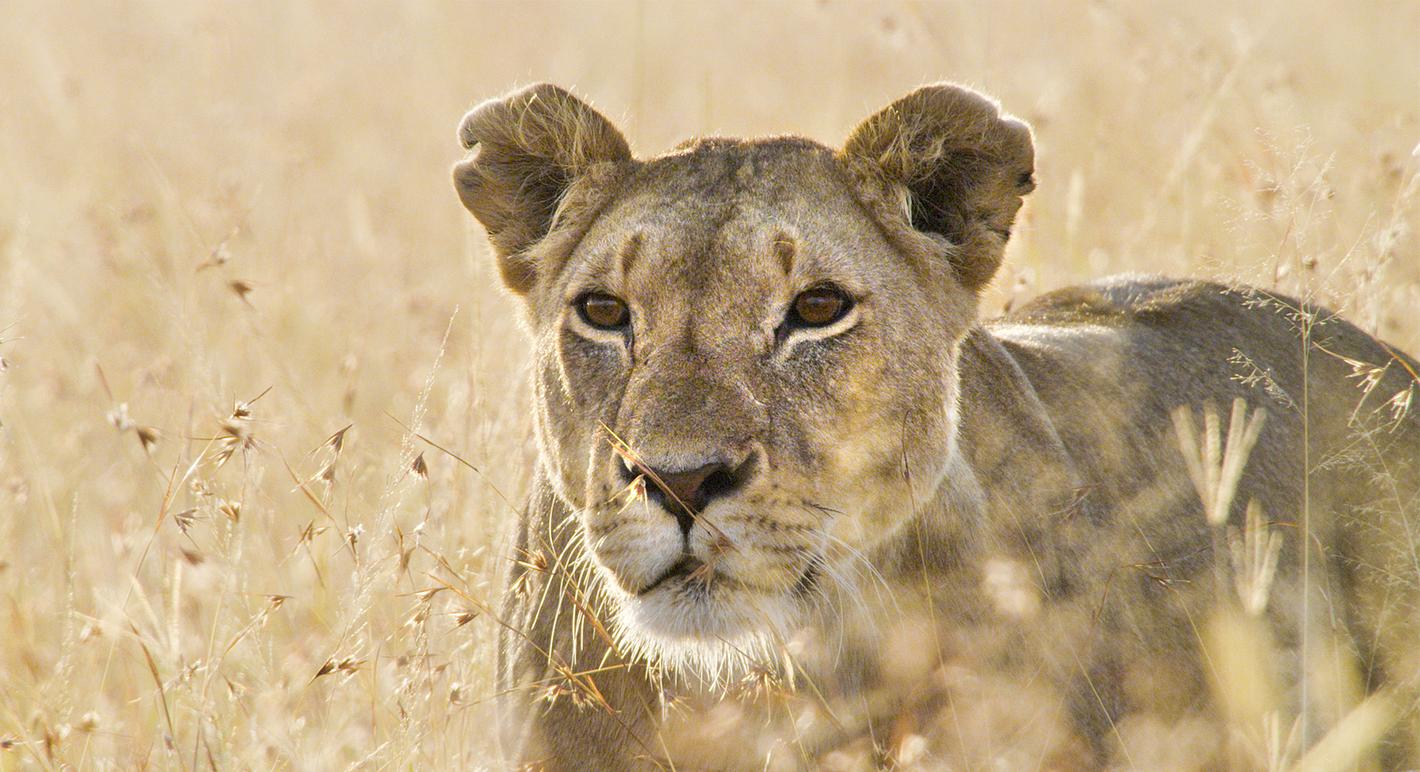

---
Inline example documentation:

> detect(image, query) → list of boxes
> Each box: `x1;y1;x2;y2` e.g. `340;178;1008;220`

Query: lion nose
621;454;755;535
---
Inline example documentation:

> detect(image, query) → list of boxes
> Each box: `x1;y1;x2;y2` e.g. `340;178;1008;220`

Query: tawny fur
454;82;1420;769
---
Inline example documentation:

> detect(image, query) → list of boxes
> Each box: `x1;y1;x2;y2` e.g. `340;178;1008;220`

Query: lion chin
603;560;808;681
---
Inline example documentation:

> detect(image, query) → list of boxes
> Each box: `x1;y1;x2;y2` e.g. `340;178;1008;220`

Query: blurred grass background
0;0;1415;767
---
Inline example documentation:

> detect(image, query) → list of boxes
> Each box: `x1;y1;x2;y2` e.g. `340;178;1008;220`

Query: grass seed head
1387;385;1414;425
135;425;161;453
172;507;199;534
415;587;443;603
228;279;255;305
1228;500;1284;616
106;403;133;432
513;547;549;574
326;424;351;453
218;500;241;523
1172;398;1267;527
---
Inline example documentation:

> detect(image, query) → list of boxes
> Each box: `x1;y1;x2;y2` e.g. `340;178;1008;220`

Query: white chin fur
609;577;802;683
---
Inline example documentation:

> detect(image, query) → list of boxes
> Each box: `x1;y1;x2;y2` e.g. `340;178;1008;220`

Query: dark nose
621;454;755;535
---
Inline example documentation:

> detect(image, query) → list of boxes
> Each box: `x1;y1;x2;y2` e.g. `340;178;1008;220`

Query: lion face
534;144;973;665
454;84;1034;672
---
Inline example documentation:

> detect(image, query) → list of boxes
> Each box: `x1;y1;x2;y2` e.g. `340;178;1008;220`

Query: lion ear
841;84;1035;291
453;83;632;294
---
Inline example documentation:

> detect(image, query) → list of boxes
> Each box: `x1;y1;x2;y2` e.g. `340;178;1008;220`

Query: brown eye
789;285;852;327
576;293;630;330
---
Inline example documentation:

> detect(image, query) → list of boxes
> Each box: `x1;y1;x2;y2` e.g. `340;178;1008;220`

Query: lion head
454;83;1034;674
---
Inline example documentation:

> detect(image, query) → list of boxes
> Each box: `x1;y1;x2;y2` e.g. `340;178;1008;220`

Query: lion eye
789;285;852;327
576;293;630;330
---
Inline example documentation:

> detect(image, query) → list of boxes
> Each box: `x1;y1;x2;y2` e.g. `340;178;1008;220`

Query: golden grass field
0;0;1416;768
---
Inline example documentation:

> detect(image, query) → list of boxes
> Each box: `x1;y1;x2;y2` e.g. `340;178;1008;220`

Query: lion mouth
637;556;703;596
615;550;819;660
635;554;820;601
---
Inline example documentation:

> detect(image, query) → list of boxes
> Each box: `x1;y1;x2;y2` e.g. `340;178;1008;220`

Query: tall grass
0;0;1415;767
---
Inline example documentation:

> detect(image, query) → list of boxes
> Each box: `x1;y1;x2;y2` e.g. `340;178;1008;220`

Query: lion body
455;83;1420;768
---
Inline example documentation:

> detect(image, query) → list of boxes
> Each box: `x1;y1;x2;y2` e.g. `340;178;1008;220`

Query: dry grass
0;0;1416;768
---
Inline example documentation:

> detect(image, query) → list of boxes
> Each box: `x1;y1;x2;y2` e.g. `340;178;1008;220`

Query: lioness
453;83;1420;768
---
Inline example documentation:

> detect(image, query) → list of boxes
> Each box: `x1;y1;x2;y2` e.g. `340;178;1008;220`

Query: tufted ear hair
841;84;1035;291
453;83;632;294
